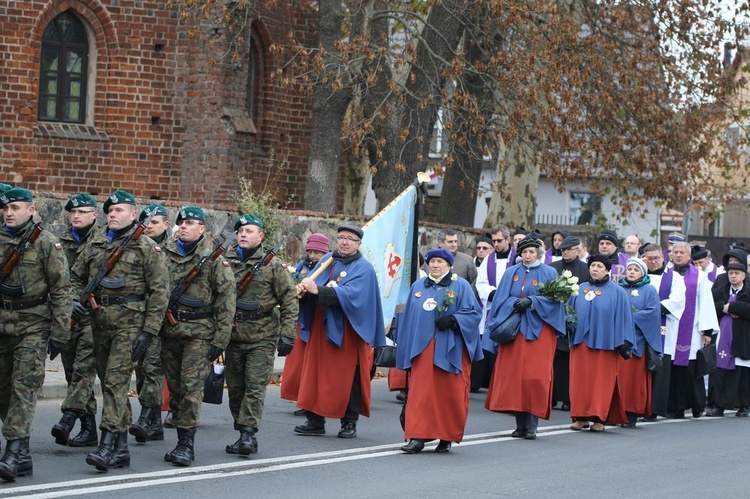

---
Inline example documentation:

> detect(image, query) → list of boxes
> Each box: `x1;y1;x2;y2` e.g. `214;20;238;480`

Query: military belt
171;309;214;321
1;295;47;311
94;293;147;306
234;309;273;321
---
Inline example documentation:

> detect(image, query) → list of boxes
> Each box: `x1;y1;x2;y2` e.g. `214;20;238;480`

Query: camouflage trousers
92;327;138;433
225;337;276;431
135;336;163;408
0;330;47;439
60;324;97;416
161;337;211;429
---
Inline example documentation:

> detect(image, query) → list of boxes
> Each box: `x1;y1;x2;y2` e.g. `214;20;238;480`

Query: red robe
388;368;407;391
280;333;307;402
404;339;472;443
570;343;628;424
618;354;652;416
485;323;557;419
296;305;373;418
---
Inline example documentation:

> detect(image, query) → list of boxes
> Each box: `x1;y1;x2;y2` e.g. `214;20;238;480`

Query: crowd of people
1;181;748;481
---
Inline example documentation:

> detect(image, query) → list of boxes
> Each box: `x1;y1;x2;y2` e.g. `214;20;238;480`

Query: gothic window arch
247;26;264;127
39;10;89;123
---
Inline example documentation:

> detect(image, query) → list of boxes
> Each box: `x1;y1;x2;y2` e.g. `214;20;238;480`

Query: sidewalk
40;355;287;400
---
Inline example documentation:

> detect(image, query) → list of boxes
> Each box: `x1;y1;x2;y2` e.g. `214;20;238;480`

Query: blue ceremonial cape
396;273;483;374
482;263;566;354
620;277;663;358
569;279;636;350
298;252;386;348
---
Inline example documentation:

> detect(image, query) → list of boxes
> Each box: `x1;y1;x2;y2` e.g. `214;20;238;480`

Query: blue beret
425;248;454;267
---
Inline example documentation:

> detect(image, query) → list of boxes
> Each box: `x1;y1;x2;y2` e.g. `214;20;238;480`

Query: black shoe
639;414;658;422
666;411;685;419
147;410;164;441
293;409;307;417
396;392;407;403
294;421;325;436
0;439;32;482
224;437;241;455
705;407;724;417
130;406;156;443
51;410;78;446
511;429;527;438
86;430;116;472
170;428;196;466
692;409;705;418
524;432;537;440
110;432;130;469
69;415;98;447
435;440;452;452
737;407;750;417
561;403;571;411
337;422;357;439
401;439;424;454
239;427;258;455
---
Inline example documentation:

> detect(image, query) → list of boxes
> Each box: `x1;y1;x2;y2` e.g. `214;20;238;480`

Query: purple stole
486;248;516;287
657;268;674;350
674;265;699;366
544;248;553;264
610;252;630;282
717;294;738;370
707;266;718;282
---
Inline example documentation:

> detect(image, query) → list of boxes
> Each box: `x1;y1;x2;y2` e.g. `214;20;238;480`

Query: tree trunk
342;149;370;215
485;138;539;229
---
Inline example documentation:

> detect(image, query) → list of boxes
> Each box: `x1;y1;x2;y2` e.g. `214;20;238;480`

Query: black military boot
130;406;155;443
238;427;258;456
51;410;78;446
169;428;196;466
147;409;164;441
0;439;31;482
69;414;98;447
110;432;130;469
86;430;116;471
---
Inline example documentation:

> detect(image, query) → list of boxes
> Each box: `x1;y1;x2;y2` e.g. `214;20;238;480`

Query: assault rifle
165;236;235;326
237;239;284;294
0;222;44;294
71;210;156;330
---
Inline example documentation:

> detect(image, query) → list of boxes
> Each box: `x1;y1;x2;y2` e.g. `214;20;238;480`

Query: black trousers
668;360;706;415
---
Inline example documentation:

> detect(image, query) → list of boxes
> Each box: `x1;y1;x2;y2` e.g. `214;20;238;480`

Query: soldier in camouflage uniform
129;204;170;444
51;194;100;449
70;190;169;472
161;206;235;466
0;188;71;482
224;214;298;456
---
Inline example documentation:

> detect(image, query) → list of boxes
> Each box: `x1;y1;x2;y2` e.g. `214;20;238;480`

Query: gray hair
437;229;458;242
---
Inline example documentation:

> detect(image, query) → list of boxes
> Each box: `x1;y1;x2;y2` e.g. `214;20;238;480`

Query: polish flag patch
222;260;230;267
154;246;162;252
54;243;62;250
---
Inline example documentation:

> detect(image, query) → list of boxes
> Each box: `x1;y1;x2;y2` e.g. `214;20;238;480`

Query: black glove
513;297;532;312
488;290;496;303
71;301;88;321
435;315;456;331
617;340;633;360
660;304;670;316
277;336;294;357
47;339;65;361
208;345;224;362
131;332;152;363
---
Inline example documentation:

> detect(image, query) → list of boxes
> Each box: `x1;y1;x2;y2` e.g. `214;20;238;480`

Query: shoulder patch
154;246;162;252
222;260;230;267
54;242;63;250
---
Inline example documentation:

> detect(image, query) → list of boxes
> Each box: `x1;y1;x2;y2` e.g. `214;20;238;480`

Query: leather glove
435;315;456;331
660;304;670;316
277;336;294;357
71;301;88;321
513;297;532;312
488;290;496;303
131;332;152;363
208;345;224;362
47;339;65;361
617;340;633;360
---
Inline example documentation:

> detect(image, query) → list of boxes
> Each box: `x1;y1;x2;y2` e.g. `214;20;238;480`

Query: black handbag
645;343;662;372
203;362;225;405
488;312;522;345
696;344;717;376
373;345;397;368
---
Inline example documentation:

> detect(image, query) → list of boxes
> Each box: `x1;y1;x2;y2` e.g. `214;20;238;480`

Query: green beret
139;203;168;221
0;183;13;194
64;193;97;211
103;189;136;213
234;213;264;231
176;206;206;223
0;187;33;206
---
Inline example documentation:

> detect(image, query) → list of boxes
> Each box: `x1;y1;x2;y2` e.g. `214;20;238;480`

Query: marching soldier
129;204;170;443
224;214;298;456
0;188;71;481
70;190;169;471
51;194;100;448
161;206;235;466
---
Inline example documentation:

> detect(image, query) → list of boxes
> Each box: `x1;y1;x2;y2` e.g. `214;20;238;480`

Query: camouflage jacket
59;225;100;271
160;236;236;348
0;222;71;342
226;243;298;344
71;224;169;336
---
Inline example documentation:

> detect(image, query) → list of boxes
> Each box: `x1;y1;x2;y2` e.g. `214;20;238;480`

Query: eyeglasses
337;236;361;243
492;239;506;243
644;256;663;262
476;246;492;251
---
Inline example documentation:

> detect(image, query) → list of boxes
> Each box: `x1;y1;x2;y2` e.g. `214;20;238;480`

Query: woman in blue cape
483;236;566;439
618;257;662;427
396;249;482;454
569;254;636;431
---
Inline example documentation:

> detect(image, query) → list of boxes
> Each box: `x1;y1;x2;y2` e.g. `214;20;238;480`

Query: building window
39;11;88;123
570;191;601;225
246;28;264;126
